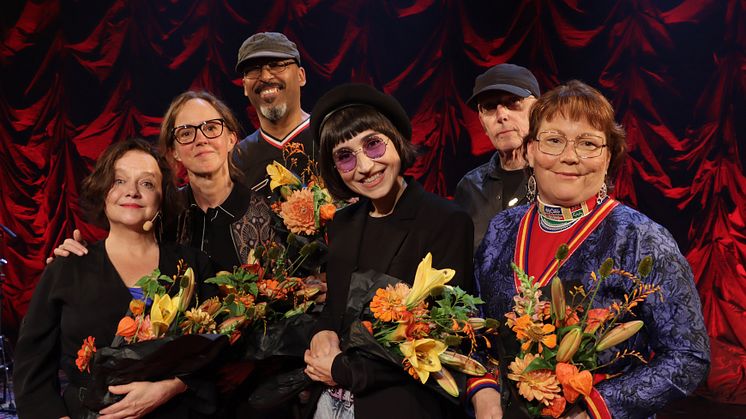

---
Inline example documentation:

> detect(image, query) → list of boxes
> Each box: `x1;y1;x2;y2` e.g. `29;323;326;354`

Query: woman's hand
98;378;187;419
472;388;503;419
46;229;87;264
304;330;341;386
308;330;340;358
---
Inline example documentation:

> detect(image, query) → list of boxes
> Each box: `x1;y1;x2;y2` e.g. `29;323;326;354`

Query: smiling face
104;150;163;230
478;91;536;154
171;98;237;177
332;129;403;209
528;115;610;206
242;58;306;123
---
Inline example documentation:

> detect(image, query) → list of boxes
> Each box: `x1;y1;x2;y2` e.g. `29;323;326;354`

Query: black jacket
455;152;529;251
314;179;474;419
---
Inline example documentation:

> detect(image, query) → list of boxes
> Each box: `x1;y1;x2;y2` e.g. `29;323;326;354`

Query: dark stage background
1;0;744;405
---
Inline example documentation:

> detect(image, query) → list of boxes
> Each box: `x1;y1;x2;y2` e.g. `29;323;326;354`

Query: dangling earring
527;174;537;202
597;182;608;205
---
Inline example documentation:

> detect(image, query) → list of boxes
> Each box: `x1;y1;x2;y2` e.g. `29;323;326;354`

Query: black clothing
176;183;276;272
314;179;475;419
14;241;216;418
234;121;316;193
454;152;529;251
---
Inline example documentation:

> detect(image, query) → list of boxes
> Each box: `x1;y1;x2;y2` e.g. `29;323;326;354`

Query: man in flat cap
234;32;316;190
455;63;540;251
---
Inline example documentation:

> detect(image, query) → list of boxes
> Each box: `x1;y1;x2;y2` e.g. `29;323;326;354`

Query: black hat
466;63;540;108
236;32;301;73
310;83;412;143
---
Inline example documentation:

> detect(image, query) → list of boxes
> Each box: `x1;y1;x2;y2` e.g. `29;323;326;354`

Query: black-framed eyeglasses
242;60;297;80
477;94;526;114
536;130;607;158
172;119;225;145
333;135;389;173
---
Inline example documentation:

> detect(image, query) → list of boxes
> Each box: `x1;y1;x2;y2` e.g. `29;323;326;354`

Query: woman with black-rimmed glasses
159;90;276;272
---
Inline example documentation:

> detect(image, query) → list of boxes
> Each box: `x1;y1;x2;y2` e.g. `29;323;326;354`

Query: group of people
14;30;710;419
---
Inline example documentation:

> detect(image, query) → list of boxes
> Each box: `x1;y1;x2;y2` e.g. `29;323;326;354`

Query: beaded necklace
536;196;594;232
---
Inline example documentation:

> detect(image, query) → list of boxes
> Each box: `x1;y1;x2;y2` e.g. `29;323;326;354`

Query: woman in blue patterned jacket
475;80;710;419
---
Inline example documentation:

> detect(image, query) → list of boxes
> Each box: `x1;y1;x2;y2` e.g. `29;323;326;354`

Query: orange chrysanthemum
512;315;557;353
370;283;411;322
279;189;317;235
507;354;561;405
75;336;96;372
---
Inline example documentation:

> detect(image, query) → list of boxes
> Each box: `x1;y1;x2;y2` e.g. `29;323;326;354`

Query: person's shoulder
605;201;680;245
160;242;207;264
609;202;663;230
486;203;530;229
332;199;364;221
237;129;261;147
459;160;492;185
43;241;105;278
415;185;471;221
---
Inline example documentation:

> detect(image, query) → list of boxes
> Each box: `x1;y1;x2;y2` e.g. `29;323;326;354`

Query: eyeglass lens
537;132;605;158
173;119;224;144
333;137;388;173
243;61;295;79
479;95;523;113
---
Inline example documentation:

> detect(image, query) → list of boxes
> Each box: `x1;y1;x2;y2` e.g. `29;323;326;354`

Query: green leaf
523;356;553;373
205;274;236;286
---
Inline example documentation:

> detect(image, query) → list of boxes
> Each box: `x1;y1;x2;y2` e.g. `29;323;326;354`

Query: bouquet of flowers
347;253;499;398
76;249;324;410
201;241;325;359
75;261;230;411
505;245;662;418
265;143;340;274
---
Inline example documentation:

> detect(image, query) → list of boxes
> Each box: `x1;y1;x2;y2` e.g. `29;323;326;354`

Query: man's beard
259;102;288;122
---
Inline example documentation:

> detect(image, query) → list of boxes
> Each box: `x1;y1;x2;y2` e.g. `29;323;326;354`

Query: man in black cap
234;32;316;190
455;63;540;250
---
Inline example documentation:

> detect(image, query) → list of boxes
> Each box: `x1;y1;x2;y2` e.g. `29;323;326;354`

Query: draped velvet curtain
1;0;744;404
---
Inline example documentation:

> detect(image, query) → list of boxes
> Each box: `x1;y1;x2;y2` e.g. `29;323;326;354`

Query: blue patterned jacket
475;203;710;419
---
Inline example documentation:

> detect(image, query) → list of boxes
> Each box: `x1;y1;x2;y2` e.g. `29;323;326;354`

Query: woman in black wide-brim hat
302;83;479;419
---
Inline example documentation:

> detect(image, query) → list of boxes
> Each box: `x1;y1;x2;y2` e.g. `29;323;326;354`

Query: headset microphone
143;211;161;232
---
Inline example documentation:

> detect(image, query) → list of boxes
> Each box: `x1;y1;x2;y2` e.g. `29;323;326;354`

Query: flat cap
466;63;540;108
236;32;300;73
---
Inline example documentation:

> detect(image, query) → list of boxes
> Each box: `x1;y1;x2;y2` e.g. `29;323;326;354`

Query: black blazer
314;179;474;419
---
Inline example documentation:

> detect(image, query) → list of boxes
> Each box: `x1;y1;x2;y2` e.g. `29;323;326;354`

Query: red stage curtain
1;0;744;403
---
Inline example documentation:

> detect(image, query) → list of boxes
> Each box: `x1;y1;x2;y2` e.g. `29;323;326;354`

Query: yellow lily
151;294;181;337
399;338;447;384
266;161;301;191
405;253;455;306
